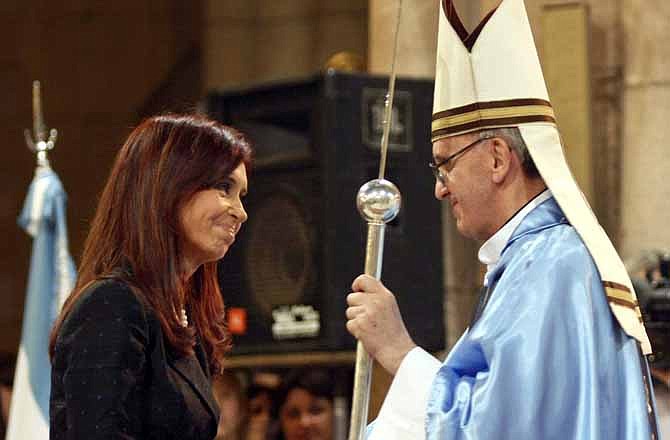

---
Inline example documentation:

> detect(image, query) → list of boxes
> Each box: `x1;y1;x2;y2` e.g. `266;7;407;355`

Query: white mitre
432;0;651;354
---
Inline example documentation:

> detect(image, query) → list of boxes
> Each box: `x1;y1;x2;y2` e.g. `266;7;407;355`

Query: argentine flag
7;167;76;439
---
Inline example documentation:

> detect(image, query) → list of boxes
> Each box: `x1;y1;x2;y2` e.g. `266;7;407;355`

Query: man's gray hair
478;127;540;179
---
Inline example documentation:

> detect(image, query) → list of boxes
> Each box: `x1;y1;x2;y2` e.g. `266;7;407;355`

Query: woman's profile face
178;163;248;272
280;388;333;440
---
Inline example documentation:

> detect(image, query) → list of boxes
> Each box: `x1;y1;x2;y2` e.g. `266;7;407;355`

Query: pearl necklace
179;307;188;328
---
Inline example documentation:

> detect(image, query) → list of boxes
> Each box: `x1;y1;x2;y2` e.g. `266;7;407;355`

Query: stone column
316;1;368;69
205;0;369;89
368;0;438;78
205;0;326;90
204;0;258;90
254;0;318;83
586;0;626;245
527;0;623;243
620;1;670;259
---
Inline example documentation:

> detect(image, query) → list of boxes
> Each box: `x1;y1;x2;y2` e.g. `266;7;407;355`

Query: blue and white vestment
368;192;659;439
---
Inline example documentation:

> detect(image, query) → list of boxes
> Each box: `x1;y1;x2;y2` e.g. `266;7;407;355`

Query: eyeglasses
428;136;493;185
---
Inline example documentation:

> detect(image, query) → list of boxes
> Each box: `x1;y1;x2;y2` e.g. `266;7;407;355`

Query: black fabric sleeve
56;282;149;439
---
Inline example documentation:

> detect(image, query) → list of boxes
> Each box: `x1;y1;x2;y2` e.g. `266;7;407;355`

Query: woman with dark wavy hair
276;368;336;440
48;114;252;439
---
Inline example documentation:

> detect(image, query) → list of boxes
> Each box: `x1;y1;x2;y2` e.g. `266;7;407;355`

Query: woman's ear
490;137;512;184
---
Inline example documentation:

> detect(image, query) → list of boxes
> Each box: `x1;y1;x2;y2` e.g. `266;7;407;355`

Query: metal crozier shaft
348;178;401;440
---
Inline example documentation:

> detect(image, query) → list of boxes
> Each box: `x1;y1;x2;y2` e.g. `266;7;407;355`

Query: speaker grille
244;187;317;319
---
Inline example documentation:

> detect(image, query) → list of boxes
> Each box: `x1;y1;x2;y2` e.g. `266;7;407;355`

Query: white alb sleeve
367;347;441;440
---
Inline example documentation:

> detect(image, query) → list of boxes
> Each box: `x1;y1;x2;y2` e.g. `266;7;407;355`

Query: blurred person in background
627;250;670;438
275;368;334;440
246;372;280;440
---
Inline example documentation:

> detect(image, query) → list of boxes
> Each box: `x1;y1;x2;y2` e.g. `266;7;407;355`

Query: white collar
478;189;552;285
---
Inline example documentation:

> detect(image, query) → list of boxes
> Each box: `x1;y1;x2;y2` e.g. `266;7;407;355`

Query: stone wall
204;0;368;90
620;1;670;259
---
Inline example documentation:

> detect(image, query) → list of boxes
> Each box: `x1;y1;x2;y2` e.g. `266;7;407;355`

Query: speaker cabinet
206;71;445;355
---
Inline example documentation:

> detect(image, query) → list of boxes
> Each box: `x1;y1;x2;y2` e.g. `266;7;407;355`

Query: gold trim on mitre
431;99;556;142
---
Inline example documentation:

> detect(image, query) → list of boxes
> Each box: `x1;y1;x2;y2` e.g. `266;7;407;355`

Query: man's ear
490;137;513;184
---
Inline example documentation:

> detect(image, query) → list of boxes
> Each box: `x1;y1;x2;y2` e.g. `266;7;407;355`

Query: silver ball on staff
356;178;401;223
348;178;401;440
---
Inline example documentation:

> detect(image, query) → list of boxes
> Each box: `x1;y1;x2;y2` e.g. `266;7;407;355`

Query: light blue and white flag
6;166;76;439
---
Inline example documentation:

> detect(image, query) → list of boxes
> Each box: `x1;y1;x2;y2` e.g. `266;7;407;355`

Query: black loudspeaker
206;71;445;355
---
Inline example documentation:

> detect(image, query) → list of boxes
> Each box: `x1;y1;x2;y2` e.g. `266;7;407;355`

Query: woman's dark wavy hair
49;113;252;373
274;368;336;416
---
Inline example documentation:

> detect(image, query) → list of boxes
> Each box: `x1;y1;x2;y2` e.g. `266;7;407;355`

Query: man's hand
346;274;417;375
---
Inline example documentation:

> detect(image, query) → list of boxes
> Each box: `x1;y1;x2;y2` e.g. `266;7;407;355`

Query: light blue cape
426;197;658;439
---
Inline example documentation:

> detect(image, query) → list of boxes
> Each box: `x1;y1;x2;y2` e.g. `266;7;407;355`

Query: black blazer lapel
167;349;219;421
